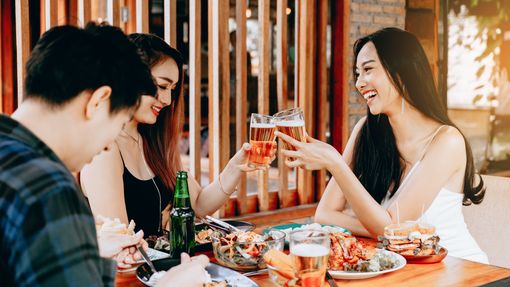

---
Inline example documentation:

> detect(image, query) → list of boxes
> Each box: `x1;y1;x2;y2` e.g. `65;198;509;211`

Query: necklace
121;129;139;144
121;129;162;233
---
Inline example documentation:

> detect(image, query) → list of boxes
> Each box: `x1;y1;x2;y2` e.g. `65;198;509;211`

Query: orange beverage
276;120;305;151
289;230;330;287
248;114;276;168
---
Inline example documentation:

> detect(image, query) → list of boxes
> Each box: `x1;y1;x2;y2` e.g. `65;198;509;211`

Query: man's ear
85;86;112;119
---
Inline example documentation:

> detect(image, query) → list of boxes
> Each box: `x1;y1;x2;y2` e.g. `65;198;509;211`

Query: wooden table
116;220;510;287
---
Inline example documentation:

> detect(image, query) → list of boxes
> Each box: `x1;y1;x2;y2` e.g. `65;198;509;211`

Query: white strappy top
381;125;488;264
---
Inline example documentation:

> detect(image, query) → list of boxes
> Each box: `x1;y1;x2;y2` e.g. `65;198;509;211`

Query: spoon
138;246;158;274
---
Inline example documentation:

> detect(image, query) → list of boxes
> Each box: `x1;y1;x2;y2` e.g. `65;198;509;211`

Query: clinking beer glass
248;113;276;168
289;230;330;287
273;108;306;151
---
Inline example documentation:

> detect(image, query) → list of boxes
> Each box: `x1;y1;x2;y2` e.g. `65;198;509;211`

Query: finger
242;142;251;152
124;254;136;264
117;230;144;249
132;251;142;261
285;158;303;168
306;135;320;143
237;164;258;172
181;252;192;263
139;239;149;251
190;254;210;267
281;149;300;158
275;132;303;148
117;262;132;269
129;246;136;254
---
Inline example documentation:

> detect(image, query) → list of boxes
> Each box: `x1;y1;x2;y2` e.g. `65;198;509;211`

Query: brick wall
347;0;406;132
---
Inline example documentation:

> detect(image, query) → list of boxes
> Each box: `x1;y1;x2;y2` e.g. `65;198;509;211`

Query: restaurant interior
1;0;509;286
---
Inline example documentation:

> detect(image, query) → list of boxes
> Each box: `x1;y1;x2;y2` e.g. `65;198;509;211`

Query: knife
326;270;338;287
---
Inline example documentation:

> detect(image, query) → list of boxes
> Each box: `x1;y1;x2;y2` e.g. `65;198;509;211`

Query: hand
275;132;341;170
156;253;210;287
229;142;277;172
97;230;147;268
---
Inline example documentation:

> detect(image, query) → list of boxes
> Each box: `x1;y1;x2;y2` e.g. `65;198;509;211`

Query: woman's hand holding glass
275;132;341;171
230;142;277;172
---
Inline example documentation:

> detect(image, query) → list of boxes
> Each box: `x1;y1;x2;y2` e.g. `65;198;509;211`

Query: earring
401;97;405;114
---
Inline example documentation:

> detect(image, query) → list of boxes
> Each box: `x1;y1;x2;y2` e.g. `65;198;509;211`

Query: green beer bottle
169;171;196;258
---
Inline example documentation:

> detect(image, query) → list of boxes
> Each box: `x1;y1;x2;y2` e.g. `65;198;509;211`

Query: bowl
211;229;285;271
195;220;256;252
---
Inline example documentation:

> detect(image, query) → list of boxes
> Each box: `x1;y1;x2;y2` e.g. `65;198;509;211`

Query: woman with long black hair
276;27;487;263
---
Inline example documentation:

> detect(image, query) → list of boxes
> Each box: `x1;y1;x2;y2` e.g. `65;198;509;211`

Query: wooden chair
462;175;510;268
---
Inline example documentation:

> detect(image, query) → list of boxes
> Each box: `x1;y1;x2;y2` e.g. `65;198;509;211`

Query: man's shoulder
0;135;79;211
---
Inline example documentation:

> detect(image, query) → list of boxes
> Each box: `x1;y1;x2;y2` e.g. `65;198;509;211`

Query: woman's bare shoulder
83;142;123;174
434;125;465;149
427;125;467;164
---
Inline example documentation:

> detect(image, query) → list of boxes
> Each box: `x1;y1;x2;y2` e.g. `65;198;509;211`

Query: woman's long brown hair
128;33;184;191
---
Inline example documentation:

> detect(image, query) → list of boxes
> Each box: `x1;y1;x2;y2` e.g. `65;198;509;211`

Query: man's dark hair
24;22;156;113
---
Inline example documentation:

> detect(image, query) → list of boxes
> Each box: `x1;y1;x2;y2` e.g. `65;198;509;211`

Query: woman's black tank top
122;162;172;237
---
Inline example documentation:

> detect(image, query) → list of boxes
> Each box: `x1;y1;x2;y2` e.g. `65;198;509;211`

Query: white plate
328;249;406;280
135;248;170;264
117;248;170;273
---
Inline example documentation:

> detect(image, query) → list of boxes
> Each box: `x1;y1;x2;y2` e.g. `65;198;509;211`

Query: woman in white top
276;27;488;263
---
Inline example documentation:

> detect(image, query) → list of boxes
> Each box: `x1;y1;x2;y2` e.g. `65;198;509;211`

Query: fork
138;246;157;274
326;270;338;287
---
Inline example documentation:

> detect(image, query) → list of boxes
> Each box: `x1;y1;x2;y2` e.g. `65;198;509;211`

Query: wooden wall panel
208;0;230;216
1;0;15;114
135;0;148;33
330;0;349;153
276;0;293;208
296;0;315;205
42;0;58;32
316;0;328;199
77;0;91;27
235;0;248;214
164;0;177;47
189;0;201;185
67;0;79;26
15;0;30;105
107;0;120;27
257;0;270;212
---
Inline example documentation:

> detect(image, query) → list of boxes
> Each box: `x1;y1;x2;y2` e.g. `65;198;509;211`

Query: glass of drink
248;113;276;168
273;108;306;151
289;230;330;287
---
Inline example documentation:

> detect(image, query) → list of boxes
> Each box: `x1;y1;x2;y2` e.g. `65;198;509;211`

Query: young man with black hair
0;23;209;286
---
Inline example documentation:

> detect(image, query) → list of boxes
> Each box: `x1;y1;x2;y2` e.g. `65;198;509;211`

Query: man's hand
97;230;147;268
156;253;210;287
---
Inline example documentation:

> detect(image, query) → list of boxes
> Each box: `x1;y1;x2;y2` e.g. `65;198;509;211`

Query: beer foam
251;123;275;128
290;243;329;257
276;120;304;127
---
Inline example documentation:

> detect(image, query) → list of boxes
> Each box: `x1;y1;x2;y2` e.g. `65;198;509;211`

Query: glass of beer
273;108;306;151
289;230;330;287
248;113;276;168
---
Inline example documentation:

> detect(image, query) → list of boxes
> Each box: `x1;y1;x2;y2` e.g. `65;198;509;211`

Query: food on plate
328;232;377;271
146;235;171;251
378;222;440;256
196;228;215;244
212;230;285;271
95;215;135;236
